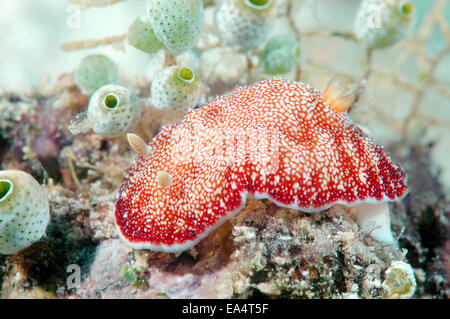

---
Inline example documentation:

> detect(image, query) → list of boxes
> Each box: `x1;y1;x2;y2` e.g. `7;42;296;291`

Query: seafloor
0;0;449;299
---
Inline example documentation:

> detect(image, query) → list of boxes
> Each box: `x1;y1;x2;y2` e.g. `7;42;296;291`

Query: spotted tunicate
260;35;300;75
68;84;141;138
127;15;164;54
149;0;204;55
0;170;50;255
151;66;202;110
214;0;277;52
74;55;119;95
354;0;416;50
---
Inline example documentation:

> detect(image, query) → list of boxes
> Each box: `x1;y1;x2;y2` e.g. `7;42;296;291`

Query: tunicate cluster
215;0;277;52
354;0;416;50
260;35;300;75
74;55;119;95
0;170;50;255
68;84;141;138
151;66;202;110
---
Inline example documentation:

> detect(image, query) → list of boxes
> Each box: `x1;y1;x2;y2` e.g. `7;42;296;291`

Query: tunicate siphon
354;0;416;50
0;170;50;255
68;84;141;138
151;66;202;110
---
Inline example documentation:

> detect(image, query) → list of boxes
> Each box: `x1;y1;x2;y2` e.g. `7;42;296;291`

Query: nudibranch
114;77;408;252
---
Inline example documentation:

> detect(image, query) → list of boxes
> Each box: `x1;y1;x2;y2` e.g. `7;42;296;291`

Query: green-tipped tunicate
0;170;50;255
68;84;141;138
261;35;300;75
127;15;164;54
151;66;202;110
354;0;416;50
149;0;204;55
74;55;119;95
215;0;277;53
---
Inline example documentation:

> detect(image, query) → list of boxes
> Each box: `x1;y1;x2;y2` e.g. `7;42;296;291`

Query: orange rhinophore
322;74;356;112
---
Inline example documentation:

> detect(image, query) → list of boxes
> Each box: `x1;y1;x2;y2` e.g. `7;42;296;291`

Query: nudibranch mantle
114;78;408;252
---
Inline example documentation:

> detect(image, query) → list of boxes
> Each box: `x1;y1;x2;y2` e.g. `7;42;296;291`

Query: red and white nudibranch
114;77;408;252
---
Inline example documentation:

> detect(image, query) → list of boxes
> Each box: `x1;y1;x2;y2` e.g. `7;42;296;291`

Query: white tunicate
354;0;416;50
69;84;142;138
149;0;204;55
151;66;202;110
127;15;164;54
214;0;277;52
260;35;301;75
74;55;119;96
0;170;50;255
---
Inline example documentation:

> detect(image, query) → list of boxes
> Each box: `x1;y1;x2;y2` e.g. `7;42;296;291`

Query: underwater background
0;0;449;298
